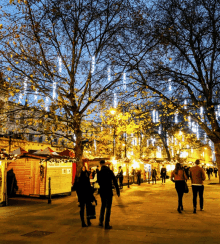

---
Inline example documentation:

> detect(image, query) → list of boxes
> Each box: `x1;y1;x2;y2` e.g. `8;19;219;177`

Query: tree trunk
74;122;84;177
214;142;220;184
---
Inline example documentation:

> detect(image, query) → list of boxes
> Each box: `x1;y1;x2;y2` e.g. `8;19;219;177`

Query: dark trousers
161;175;166;183
119;177;123;189
137;175;141;185
79;202;90;224
175;181;185;208
192;185;204;209
152;177;156;184
99;195;113;227
207;173;211;180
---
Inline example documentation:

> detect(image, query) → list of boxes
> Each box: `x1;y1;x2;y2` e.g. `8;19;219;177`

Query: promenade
0;177;220;244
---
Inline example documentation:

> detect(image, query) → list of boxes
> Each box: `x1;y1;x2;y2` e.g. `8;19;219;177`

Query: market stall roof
59;149;75;158
11;147;28;156
33;147;59;156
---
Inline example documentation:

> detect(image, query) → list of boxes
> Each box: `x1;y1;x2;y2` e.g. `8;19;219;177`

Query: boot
87;218;91;226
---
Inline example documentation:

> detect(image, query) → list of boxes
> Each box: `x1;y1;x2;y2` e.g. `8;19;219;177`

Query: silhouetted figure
171;163;187;213
152;168;157;184
214;167;218;178
74;166;97;227
117;166;123;189
137;170;141;185
7;169;18;197
97;160;120;229
160;165;167;185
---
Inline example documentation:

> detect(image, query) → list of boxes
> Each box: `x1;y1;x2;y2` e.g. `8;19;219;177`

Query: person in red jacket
189;159;206;213
171;163;187;213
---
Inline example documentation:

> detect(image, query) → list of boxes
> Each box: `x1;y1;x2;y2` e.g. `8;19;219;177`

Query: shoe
99;223;103;227
181;206;183;211
177;207;182;213
200;208;204;211
105;225;112;229
193;208;196;214
82;223;88;227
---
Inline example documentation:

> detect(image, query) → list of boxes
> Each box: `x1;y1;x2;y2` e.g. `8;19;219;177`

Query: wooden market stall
7;151;75;198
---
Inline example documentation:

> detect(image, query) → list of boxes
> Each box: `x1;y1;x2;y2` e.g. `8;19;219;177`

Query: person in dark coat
160;165;167;185
117;166;124;189
75;166;97;227
152;168;157;184
206;168;211;180
137;169;141;185
97;160;120;229
214;167;218;178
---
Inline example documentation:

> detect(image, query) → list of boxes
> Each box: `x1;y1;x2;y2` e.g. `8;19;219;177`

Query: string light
123;72;126;90
91;56;95;74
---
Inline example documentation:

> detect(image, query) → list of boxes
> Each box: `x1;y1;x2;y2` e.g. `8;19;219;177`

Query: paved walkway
0;177;220;244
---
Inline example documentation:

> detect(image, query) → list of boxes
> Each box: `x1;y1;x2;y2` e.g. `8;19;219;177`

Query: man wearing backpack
161;165;167;185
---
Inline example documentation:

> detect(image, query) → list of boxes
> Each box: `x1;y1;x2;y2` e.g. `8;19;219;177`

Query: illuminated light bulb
58;56;62;73
123;72;126;90
34;89;38;101
53;81;56;100
18;93;22;103
184;99;187;109
91;56;95;74
175;111;178;123
114;93;117;108
108;66;111;82
24;77;28;96
168;78;172;91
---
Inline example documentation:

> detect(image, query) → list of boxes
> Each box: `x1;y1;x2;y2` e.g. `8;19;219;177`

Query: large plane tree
0;0;133;174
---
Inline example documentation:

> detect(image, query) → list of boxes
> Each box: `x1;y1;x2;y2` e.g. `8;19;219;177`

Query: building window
29;134;33;141
39;136;43;143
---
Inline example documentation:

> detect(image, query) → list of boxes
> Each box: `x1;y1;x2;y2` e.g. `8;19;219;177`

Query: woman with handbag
74;166;97;227
171;163;188;213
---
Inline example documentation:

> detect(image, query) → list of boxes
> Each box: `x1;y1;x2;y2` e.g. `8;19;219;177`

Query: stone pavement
0;177;220;244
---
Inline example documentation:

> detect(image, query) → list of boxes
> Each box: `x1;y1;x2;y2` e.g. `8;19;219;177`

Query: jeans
175;181;185;208
162;175;166;183
99;194;113;227
152;177;156;184
79;202;90;224
119;177;123;189
192;185;204;209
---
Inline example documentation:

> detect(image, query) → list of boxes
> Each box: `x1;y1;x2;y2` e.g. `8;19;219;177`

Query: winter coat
97;165;120;197
75;171;94;203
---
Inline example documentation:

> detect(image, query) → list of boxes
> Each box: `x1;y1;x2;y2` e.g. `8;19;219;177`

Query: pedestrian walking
171;163;187;213
117;166;124;189
206;168;211;180
189;159;206;213
137;169;141;185
131;167;135;184
214;167;218;178
97;160;120;229
152;168;157;184
160;165;167;185
74;166;97;227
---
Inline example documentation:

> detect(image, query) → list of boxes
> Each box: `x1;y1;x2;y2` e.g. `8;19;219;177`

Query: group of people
74;160;120;229
171;159;206;214
74;158;213;229
206;167;218;180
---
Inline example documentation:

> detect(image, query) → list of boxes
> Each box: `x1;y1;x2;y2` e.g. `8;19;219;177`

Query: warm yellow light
110;109;116;115
112;158;117;165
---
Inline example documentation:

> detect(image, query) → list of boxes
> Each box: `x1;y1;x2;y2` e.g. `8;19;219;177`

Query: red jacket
171;169;187;181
